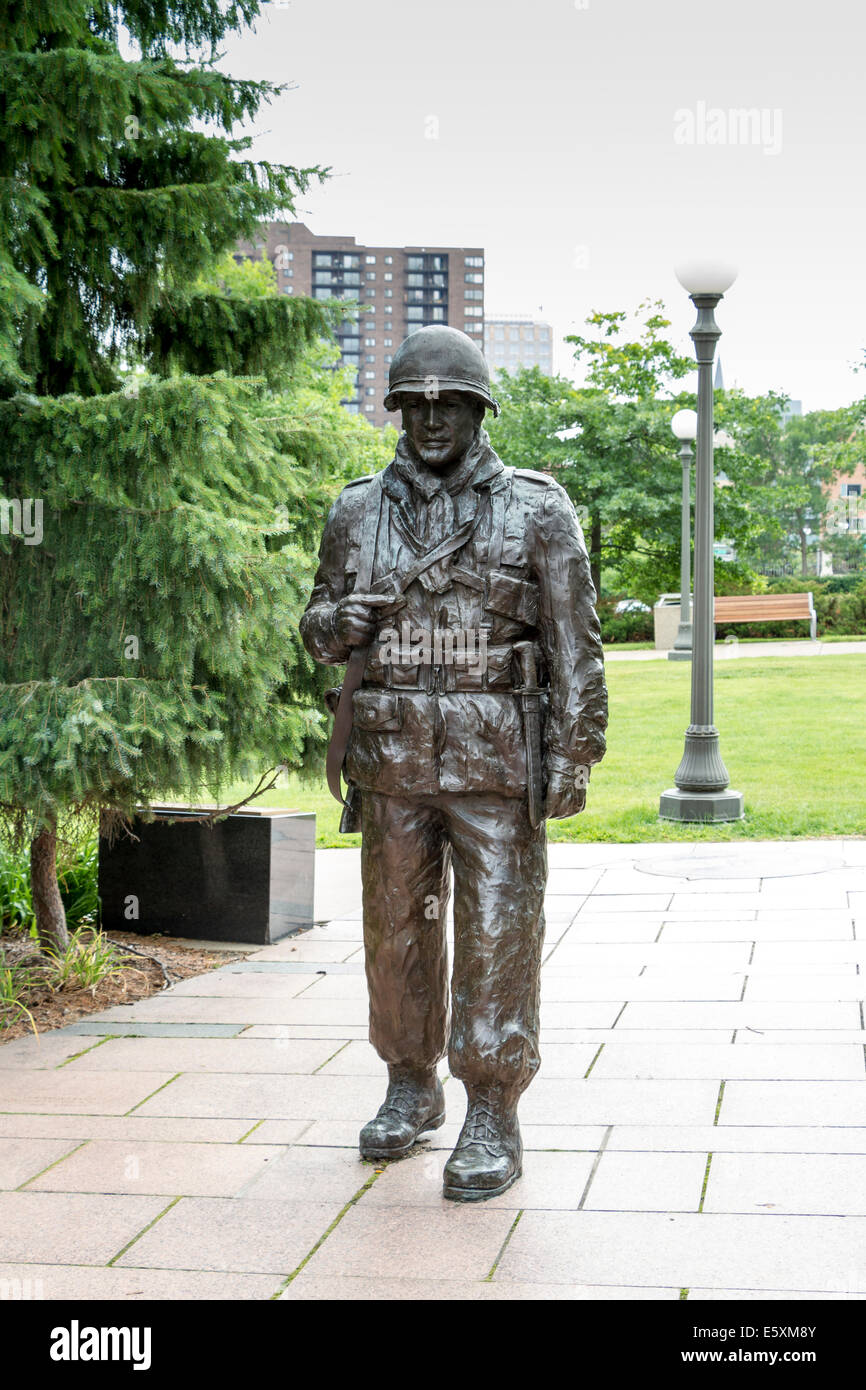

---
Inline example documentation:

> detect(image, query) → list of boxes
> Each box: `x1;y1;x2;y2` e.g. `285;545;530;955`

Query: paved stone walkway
607;639;866;662
2;839;866;1301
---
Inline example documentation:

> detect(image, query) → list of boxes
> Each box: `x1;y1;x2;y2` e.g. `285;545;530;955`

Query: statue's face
401;390;482;470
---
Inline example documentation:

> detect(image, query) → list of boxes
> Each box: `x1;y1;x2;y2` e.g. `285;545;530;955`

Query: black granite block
98;807;315;944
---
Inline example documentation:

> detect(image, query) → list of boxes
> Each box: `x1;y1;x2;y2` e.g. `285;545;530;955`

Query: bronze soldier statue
300;325;607;1201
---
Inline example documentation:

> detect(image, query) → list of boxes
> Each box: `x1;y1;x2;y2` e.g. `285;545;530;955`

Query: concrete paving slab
606;1125;866;1155
251;940;363;963
114;1197;345;1275
90;997;371;1025
719;1081;866;1127
660;918;853;941
57;1022;245;1038
0;1137;85;1190
296;974;370;1000
164;972;322;998
618;1002;861;1030
362;1148;597;1210
0;1114;261;1142
25;1139;286;1197
240;1145;375;1205
519;1078;719;1126
0;1262;281;1300
280;1274;681;1300
494;1210;866;1293
238;1024;368;1041
590;1043;864;1081
565;920;667;943
299;1202;515;1282
63;1036;339;1075
704;1153;866;1216
584;1151;707;1212
132;1071;392;1122
743;976;866;1000
0;1070;178;1115
0;1034;106;1069
540;975;745;1002
0;1192;169;1264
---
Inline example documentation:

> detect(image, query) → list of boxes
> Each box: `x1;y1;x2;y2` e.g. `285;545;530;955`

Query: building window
465;289;482;300
840;483;862;497
365;255;376;263
495;327;505;339
365;354;375;363
407;256;424;271
384;255;393;264
465;256;483;267
384;320;392;329
384;354;392;363
384;272;393;281
464;305;483;316
364;320;376;329
365;271;376;280
384;338;392;346
407;307;423;320
366;387;375;396
365;371;375;379
364;337;376;346
283;286;293;294
465;273;483;284
384;289;392;297
365;403;376;412
343;255;360;268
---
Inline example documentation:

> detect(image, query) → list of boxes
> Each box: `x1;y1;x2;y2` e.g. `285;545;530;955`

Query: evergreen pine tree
0;2;394;949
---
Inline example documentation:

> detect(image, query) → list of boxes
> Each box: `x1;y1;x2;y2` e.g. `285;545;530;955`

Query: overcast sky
216;0;866;412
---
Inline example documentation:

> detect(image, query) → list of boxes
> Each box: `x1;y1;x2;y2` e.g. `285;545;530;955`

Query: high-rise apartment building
484;317;553;377
235;221;485;428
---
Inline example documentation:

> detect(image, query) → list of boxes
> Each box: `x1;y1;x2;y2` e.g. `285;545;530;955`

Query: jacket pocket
485;570;540;627
352;687;403;731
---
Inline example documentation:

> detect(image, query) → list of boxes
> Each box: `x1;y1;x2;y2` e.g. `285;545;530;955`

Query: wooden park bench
713;592;817;641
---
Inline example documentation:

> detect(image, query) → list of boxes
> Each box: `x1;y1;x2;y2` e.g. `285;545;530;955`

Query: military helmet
384;324;500;417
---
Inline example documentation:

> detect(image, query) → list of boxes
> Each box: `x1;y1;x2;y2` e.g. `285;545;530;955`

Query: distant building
817;456;865;575
484;317;553;377
781;399;803;425
234;221;485;428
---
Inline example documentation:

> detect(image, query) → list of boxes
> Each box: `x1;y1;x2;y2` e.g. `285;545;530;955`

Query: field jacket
300;431;607;802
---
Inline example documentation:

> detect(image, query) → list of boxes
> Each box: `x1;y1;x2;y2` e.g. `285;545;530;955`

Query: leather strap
326;477;383;805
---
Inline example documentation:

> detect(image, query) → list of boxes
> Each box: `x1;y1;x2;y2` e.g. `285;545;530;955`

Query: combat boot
442;1084;522;1201
359;1065;446;1160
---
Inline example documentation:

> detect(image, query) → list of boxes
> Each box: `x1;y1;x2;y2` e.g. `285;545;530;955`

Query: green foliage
489;304;696;593
0;2;399;876
0;2;329;397
598;607;654;644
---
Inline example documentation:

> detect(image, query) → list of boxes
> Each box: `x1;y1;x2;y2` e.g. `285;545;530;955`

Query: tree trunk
590;515;603;600
30;821;69;953
800;531;809;577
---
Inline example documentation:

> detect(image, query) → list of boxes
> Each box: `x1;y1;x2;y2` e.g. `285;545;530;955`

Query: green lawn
226;654;866;846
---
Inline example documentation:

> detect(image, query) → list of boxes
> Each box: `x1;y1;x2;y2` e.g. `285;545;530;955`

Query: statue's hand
543;766;590;821
333;593;396;648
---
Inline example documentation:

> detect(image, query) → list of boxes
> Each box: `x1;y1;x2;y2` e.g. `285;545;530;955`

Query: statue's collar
383;428;505;503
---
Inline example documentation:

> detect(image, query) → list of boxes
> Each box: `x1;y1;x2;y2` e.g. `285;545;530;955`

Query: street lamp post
668;408;697;661
660;260;744;822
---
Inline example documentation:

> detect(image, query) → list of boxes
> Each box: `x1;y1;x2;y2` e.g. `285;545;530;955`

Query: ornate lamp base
667;648;692;662
658;787;744;822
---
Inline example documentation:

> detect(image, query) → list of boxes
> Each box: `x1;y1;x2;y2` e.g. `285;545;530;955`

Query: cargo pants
360;789;547;1095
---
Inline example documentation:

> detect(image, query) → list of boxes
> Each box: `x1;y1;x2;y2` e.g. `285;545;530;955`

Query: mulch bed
0;930;252;1045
